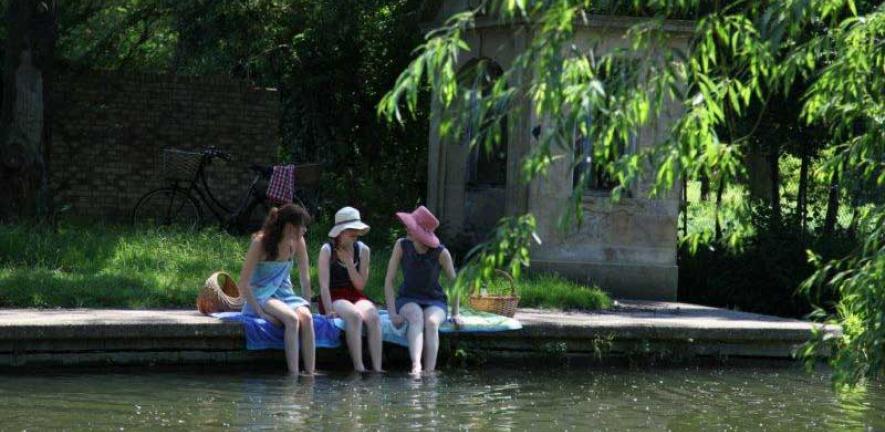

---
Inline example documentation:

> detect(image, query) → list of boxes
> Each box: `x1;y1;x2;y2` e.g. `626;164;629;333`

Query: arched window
458;58;507;187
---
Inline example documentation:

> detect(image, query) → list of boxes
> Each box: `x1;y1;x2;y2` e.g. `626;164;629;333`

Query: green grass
516;273;613;311
0;222;610;311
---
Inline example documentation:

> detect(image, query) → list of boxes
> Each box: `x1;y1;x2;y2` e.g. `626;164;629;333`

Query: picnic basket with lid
468;269;519;317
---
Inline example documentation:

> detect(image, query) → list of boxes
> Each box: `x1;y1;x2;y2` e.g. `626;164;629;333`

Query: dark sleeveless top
318;241;369;314
328;241;361;289
397;239;447;303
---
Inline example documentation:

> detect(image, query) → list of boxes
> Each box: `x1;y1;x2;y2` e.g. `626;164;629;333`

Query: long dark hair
259;204;311;261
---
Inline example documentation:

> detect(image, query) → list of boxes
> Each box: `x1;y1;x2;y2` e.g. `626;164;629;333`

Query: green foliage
452;214;538;303
801;208;885;386
679;207;854;318
797;7;885;387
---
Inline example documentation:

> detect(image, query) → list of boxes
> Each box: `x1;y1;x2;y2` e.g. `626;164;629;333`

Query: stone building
423;2;693;300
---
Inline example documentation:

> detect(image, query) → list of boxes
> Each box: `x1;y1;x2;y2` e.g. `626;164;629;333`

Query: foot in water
409;364;422;376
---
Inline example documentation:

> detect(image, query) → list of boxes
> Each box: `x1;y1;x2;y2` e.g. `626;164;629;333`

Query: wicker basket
162;148;202;182
469;269;519;317
197;271;244;315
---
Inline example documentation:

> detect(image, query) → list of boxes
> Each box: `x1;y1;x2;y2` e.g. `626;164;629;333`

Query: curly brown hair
259;204;311;261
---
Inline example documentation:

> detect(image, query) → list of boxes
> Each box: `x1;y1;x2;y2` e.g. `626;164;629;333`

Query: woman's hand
449;314;464;327
390;313;404;327
336;245;354;266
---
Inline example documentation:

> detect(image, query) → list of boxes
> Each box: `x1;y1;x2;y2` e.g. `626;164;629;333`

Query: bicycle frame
178;156;266;226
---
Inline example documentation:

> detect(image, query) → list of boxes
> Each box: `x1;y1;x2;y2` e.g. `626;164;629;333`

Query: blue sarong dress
241;259;310;316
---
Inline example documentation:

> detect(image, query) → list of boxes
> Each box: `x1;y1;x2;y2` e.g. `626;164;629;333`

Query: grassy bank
0;223;610;311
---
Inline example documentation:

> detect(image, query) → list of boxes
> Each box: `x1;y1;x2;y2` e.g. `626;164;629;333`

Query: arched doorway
457;58;508;243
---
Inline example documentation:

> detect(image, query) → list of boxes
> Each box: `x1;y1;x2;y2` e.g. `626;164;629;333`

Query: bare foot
354;366;367;373
409;365;422;376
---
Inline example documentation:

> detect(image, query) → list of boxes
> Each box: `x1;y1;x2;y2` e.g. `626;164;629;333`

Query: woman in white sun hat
317;206;382;372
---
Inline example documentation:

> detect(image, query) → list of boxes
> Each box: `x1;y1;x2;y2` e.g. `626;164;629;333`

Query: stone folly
423;2;693;300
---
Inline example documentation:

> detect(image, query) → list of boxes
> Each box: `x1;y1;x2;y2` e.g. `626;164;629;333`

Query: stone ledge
0;301;839;368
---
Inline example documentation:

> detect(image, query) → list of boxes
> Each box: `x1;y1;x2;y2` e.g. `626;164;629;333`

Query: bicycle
132;147;319;232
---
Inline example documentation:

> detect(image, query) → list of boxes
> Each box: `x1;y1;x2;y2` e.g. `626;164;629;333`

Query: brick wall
48;70;280;219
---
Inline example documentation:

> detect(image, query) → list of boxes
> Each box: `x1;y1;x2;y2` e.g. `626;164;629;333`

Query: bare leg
263;299;301;374
355;300;383;372
334;300;366;372
295;306;315;375
422;306;446;372
400;302;424;375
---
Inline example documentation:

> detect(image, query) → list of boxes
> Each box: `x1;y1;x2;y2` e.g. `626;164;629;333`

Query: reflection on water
0;365;882;430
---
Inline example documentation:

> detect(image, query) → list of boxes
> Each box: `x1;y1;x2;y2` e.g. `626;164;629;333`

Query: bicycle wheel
132;187;202;229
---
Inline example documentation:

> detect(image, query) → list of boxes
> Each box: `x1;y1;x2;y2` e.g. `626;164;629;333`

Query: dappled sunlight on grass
2;223;610;311
0;224;248;308
518;273;612;311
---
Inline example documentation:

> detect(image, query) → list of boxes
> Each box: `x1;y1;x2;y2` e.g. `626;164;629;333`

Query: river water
1;364;882;430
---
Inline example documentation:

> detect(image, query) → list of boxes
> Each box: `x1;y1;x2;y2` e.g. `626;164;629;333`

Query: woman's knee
336;303;364;326
279;312;299;329
424;315;443;331
401;303;423;325
363;308;380;327
295;307;312;326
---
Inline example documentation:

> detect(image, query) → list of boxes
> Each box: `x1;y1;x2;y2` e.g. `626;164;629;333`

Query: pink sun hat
396;206;440;248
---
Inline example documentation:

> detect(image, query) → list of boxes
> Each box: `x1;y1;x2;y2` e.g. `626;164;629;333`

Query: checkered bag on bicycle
267;165;295;204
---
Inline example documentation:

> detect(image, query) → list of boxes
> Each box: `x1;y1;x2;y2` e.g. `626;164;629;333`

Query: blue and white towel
213;308;522;350
339;309;523;347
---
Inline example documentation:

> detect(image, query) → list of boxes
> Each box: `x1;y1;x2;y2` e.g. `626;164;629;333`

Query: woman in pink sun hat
383;205;459;375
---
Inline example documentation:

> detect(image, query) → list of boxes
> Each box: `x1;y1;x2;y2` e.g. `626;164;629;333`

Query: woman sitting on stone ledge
317;206;383;373
238;203;316;376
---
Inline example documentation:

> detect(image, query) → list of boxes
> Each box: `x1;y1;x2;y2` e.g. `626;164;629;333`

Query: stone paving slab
0;301;839;367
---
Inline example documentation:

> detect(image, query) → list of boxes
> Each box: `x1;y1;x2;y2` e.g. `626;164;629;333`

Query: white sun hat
328;206;370;238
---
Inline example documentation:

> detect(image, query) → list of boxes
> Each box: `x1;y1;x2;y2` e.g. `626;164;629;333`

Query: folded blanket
213;308;522;350
212;312;343;350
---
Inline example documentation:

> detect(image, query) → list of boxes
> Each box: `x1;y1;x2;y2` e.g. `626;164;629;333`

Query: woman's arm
439;248;457;281
439;248;461;319
317;245;335;316
384;239;403;323
339;242;369;291
295;235;312;301
238;238;279;325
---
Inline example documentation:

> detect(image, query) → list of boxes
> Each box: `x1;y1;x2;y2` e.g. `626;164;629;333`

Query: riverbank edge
0;301;839;369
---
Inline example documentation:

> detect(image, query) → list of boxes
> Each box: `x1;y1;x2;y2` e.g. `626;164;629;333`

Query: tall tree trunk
797;142;810;233
823;172;840;236
715;177;724;241
700;174;710;201
769;142;781;225
0;0;58;221
681;173;688;238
